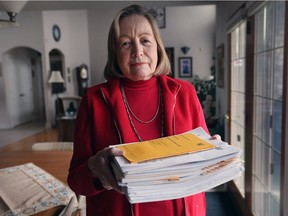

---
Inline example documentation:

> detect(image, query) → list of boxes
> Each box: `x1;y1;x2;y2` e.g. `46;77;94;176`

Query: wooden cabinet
57;116;76;142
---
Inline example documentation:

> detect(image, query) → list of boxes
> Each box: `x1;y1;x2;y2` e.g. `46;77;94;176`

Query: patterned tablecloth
0;163;77;216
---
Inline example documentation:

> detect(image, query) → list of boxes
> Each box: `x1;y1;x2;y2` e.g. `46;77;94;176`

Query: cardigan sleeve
67;93;105;196
174;80;209;135
188;82;209;134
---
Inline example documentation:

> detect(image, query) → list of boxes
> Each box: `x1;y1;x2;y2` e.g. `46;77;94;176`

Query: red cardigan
68;75;208;216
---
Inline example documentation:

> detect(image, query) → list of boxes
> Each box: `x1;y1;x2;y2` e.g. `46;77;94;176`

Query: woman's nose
131;42;143;57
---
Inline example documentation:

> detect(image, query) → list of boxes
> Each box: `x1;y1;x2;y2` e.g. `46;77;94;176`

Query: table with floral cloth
0;163;77;216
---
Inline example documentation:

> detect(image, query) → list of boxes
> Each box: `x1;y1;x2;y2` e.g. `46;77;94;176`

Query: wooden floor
0;126;77;215
0;127;72;184
0;128;58;152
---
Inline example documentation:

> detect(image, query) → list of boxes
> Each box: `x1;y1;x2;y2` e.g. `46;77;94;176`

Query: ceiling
0;1;217;29
0;1;217;12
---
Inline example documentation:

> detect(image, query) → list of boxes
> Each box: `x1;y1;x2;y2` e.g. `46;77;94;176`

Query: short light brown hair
104;5;171;80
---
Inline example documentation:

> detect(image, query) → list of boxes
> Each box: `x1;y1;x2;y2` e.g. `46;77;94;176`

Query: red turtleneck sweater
121;77;186;215
121;77;162;141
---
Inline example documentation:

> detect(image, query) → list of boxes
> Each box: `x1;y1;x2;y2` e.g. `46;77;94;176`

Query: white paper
110;127;244;204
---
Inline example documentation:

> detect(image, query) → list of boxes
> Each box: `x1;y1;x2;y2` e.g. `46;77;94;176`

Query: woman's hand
211;134;222;141
88;147;124;193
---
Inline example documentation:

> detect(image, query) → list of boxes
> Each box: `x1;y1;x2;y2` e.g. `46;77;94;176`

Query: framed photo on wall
216;44;224;88
165;47;175;78
179;57;192;77
148;7;166;28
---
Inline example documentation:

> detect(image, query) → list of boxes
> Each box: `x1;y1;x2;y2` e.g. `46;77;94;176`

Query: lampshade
0;1;28;14
0;0;28;28
203;75;214;81
48;71;64;83
181;46;190;55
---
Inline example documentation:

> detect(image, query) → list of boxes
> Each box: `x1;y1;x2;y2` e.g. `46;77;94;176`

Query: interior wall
87;5;121;85
0;57;10;128
42;10;90;125
0;10;90;128
163;5;216;80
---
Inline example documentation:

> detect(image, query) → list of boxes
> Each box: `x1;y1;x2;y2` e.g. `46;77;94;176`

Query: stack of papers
111;127;244;204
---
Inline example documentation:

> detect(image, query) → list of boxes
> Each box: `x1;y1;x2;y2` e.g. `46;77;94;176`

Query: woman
68;5;208;216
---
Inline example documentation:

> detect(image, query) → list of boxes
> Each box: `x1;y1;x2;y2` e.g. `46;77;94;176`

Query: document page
116;133;215;163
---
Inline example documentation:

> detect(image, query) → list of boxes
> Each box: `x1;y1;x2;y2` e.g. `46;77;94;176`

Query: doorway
1;47;44;128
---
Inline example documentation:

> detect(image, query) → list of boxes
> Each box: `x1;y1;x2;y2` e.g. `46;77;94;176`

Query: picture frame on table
179;57;192;77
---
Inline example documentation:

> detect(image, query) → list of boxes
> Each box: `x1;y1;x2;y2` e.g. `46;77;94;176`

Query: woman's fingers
110;147;124;156
211;134;221;141
88;147;124;193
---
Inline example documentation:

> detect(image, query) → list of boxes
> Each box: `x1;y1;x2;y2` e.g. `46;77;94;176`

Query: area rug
32;142;73;151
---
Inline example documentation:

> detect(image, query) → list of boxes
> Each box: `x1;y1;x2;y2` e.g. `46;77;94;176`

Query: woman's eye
142;39;151;45
121;41;131;48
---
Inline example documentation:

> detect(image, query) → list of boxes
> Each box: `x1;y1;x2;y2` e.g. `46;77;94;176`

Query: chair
58;96;81;117
57;96;81;141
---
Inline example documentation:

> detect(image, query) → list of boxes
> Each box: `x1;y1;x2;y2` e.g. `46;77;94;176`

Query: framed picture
52;24;61;42
148;7;165;28
165;47;175;78
179;57;192;77
216;44;224;88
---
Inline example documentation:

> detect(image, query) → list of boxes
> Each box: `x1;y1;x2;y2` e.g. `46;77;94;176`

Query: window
253;2;285;215
230;21;246;196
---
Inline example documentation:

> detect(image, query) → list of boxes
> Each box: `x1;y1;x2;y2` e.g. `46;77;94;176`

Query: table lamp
48;70;64;84
48;71;65;123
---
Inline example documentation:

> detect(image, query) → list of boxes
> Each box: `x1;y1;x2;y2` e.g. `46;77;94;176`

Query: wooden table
0;150;73;184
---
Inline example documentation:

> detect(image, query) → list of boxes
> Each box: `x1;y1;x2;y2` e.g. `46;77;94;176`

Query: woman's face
116;15;158;81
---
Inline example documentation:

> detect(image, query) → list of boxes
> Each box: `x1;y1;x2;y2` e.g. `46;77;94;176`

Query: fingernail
114;148;124;154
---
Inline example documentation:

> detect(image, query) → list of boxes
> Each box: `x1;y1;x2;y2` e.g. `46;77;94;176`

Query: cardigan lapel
100;79;139;144
159;76;181;136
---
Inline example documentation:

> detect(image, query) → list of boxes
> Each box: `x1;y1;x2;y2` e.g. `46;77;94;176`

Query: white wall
0;11;45;53
87;5;121;85
42;10;90;125
163;5;216;81
43;10;90;95
0;60;8;127
0;10;90;128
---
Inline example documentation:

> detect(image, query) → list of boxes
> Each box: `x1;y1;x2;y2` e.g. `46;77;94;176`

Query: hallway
0;120;46;148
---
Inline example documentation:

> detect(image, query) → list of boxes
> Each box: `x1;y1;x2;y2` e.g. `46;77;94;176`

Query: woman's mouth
130;62;145;67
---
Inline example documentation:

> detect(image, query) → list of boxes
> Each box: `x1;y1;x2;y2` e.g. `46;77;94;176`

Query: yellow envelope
116;133;215;163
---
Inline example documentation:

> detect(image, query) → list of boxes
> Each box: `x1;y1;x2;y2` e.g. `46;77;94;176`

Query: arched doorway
0;47;44;128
